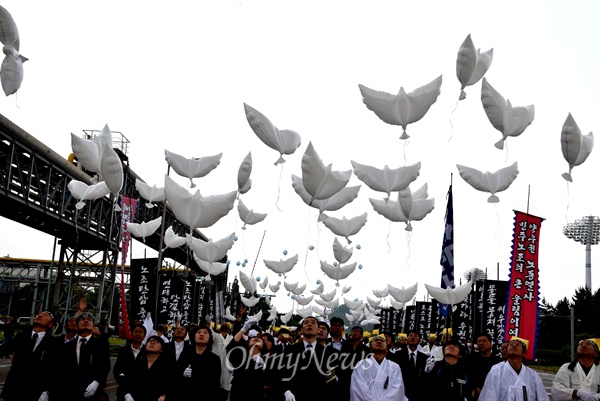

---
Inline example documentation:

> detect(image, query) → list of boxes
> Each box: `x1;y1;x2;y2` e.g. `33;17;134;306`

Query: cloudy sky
0;0;598;313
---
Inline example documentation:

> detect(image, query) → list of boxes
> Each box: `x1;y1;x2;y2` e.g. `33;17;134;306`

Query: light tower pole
563;215;600;289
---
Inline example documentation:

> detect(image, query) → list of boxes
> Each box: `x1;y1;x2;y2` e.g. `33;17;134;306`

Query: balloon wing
359;75;443;139
561;113;594;182
424;281;472;305
237;152;253;194
135;178;165;208
390;299;405;310
332;237;353;264
126;217;162;242
481;78;535;150
319;289;337;302
67;180;110;210
372;287;389;298
321;213;368;243
351;161;421;200
456;34;493;100
280;310;293;325
367;296;381;308
259;276;269;290
456;162;519;203
193;256;227;276
321;261;356;285
283;281;298;293
294;295;313;306
310;281;324;295
268;283;280;293
164;149;222;188
301;142;352;202
238;199;268;229
225;307;236;321
388;283;418;304
71;133;101;174
0;5;26;96
164;175;237;228
344;297;364;310
292;174;360;220
342;286;352;294
100;144;124;195
370;184;435;231
244;103;301;165
264;254;298;275
296;306;313;318
291;283;306;296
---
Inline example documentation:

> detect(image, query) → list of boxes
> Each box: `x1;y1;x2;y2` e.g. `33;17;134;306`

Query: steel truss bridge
0;113;221;327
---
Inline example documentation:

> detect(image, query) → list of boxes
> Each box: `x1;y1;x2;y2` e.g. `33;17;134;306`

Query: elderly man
0;311;59;401
469;333;503;400
422;333;438;355
552;339;600;401
351;335;408;401
479;337;549;401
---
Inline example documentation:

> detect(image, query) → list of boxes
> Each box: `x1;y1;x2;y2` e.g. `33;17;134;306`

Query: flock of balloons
0;2;595;325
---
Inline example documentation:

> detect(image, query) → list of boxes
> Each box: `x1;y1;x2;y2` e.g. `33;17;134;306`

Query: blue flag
439;186;454;317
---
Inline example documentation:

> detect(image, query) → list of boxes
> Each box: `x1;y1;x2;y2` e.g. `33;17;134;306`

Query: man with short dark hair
469;332;503;400
424;337;471;401
338;326;370;400
317;320;331;347
552;339;600;401
0;311;59;401
389;329;428;401
329;317;346;351
479;337;549;401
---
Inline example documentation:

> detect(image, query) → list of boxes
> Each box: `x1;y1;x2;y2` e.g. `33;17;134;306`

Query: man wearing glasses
0;311;59;401
552;339;600;401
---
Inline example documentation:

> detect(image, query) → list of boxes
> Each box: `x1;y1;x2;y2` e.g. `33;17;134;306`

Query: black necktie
30;333;38;352
79;338;88;365
410;352;415;368
304;343;313;357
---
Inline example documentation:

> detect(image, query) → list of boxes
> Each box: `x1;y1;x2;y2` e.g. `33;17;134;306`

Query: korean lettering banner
415;301;432;340
403;305;416;333
482;280;508;356
504;211;544;360
130;258;158;324
118;196;136;339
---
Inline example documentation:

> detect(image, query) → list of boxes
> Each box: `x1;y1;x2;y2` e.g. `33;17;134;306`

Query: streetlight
563;215;600;289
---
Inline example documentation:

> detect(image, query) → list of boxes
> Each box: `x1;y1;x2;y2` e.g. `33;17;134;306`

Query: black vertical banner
472;280;485;337
196;280;209;323
380;308;390;332
452;289;473;343
215;290;225;324
481;280;509;356
157;271;174;326
394;308;404;334
181;276;196;327
403;305;416;332
430;299;443;336
129;258;158;324
415;302;431;340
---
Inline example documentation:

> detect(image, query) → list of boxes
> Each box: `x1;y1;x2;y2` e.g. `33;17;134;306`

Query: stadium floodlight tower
563;215;600;290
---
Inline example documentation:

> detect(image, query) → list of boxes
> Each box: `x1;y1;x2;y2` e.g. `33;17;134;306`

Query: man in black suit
388;329;428;401
58;312;111;401
0;310;59;401
280;316;340;401
338;326;370;401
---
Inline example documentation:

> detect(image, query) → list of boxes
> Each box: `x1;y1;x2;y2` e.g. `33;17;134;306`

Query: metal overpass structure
0;113;218;327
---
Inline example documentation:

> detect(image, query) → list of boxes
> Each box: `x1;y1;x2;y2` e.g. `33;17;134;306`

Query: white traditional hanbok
552;361;600;401
350;356;409;401
479;361;550;401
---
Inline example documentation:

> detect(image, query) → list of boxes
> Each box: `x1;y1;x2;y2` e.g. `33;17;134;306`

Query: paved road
0;358;557;401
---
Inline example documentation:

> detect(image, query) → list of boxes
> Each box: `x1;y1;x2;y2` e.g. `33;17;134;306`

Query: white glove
284;390;296;401
38;392;49;401
176;312;182;321
577;390;598;401
124;394;134;401
83;381;99;398
242;317;256;333
183;365;192;378
205;314;213;325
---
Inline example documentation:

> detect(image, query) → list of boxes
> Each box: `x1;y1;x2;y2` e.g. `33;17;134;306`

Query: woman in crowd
179;325;222;399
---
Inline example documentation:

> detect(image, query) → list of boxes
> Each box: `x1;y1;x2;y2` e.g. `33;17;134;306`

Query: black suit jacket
0;331;59;401
389;347;428;401
113;344;146;401
280;342;341;401
58;335;111;401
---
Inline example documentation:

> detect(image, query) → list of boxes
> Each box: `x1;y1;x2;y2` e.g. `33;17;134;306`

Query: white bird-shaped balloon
126;217;162;243
292;174;360;221
296;306;313;318
456;162;519;203
238;199;267;229
310;281;324;295
481;78;535;150
280;310;293;325
187;232;235;262
342;286;352;294
0;5;27;96
332;237;353;264
225;307;236;321
291;283;306;296
351;161;421;201
388;283;418;304
367;296;381;308
283;281;298;293
424;281;472;305
164;175;237;229
264;254;298;276
301;142;352;203
239;270;258;294
390;299;405;310
259;276;269;290
193;256;228;277
345;313;355;323
359;75;443;139
268;283;281;293
244;103;302;165
370;184;434;231
351;310;364;321
67;180;110;210
372;287;389;298
321;261;357;286
320;289;337;303
100;144;124;197
267;307;278;322
456;34;493;100
321;213;368;244
240;295;260;308
164;149;222;188
294;295;313;306
237;152;253;195
315;298;338;309
344;297;364;310
135;179;165;208
162;226;187;251
561;113;594;182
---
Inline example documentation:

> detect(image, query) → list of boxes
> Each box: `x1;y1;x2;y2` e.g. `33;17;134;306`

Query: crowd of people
0;306;599;401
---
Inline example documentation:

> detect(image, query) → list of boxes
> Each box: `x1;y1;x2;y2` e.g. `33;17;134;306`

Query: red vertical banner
119;196;137;340
504;211;544;361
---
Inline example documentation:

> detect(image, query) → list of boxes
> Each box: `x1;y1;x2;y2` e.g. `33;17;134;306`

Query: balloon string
448;99;459;142
275;164;284;212
494;203;501;257
565;181;570;224
386;220;392;252
405;231;412;268
303;208;312;283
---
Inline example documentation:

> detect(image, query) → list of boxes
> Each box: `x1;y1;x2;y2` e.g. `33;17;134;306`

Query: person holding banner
551;339;600;401
478;337;549;401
